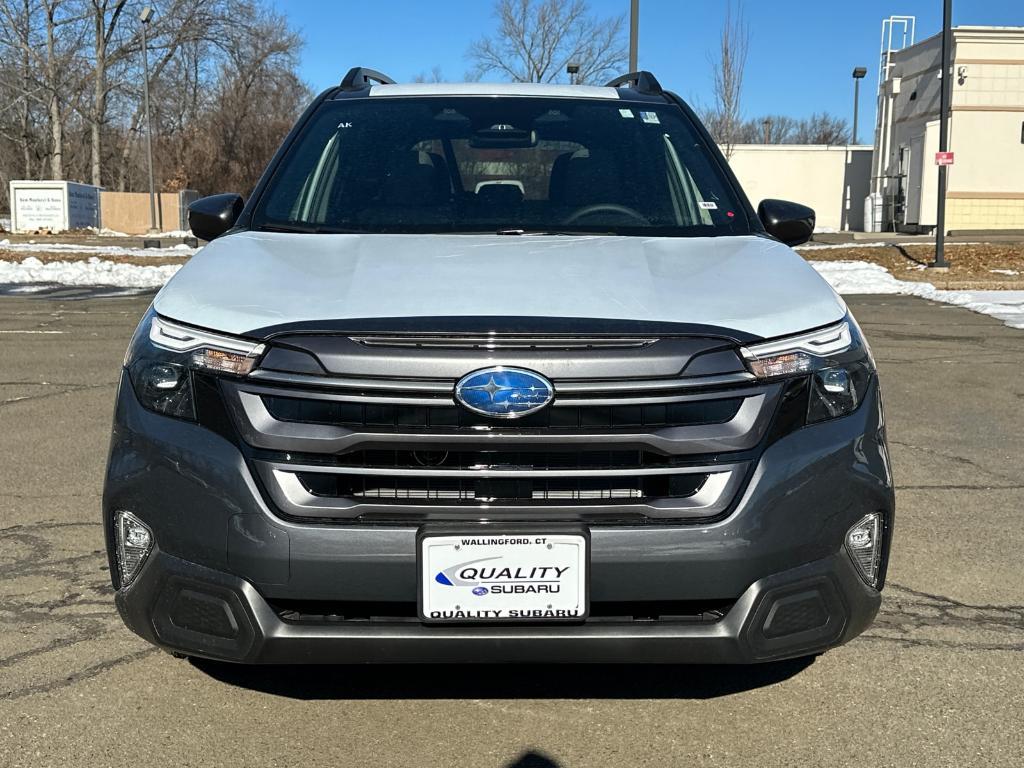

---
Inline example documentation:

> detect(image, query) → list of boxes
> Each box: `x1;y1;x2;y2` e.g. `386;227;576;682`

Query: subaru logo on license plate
455;367;554;418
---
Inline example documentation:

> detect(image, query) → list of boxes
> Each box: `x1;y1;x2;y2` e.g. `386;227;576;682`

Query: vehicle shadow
190;656;815;700
506;751;561;768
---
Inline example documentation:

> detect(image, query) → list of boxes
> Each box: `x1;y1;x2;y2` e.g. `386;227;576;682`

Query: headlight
124;308;264;421
741;317;874;424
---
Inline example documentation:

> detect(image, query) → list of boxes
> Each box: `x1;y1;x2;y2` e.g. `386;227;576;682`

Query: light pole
629;0;639;72
566;62;580;85
851;67;867;144
932;0;953;269
139;7;159;234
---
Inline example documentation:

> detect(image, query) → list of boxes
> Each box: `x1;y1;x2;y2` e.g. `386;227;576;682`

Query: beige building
727;145;872;232
873;25;1024;233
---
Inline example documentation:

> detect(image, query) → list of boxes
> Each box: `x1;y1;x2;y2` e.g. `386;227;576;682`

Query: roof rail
339;67;397;91
604;71;663;95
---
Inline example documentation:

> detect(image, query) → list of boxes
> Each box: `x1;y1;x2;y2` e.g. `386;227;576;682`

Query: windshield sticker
618;108;635;119
640;111;660;124
337;121;353;129
698;201;718;210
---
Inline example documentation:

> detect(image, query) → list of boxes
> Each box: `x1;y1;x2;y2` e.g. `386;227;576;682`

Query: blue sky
271;0;1023;124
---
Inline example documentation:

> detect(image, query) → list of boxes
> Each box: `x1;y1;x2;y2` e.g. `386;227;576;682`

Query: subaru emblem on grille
455;367;554;419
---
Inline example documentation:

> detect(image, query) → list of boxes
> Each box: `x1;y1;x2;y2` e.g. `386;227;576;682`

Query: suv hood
154;231;845;341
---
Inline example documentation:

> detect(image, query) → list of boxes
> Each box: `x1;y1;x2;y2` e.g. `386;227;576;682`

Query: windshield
252;96;750;237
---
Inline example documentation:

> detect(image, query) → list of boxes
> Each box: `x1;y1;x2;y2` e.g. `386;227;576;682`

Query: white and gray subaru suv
104;68;893;664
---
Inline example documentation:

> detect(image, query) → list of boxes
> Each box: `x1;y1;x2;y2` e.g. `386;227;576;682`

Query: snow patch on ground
0;239;198;257
0;256;181;289
811;260;1024;330
796;241;893;251
797;241;980;252
84;226;193;238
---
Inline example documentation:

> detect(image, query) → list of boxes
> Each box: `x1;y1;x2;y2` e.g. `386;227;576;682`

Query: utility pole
629;0;639;72
932;0;952;269
852;67;867;144
139;7;158;235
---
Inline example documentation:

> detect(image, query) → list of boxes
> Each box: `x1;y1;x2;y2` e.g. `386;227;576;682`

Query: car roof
362;82;623;100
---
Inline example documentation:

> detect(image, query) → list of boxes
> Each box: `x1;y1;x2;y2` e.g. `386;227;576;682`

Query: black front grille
297;471;708;504
299;448;700;471
262;394;743;432
269;598;734;624
227;372;766;521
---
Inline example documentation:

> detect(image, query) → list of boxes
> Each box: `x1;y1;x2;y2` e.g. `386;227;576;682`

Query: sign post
931;0;953;269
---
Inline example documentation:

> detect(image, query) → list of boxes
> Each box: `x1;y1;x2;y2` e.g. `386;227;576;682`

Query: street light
629;0;639;72
566;62;580;85
851;66;867;144
139;7;159;234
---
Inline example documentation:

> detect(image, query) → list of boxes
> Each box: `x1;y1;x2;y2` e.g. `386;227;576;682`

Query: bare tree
413;65;445;83
104;0;227;190
706;1;748;158
0;0;86;179
467;0;627;84
0;0;307;210
794;112;850;145
735;114;797;144
162;3;307;195
725;113;850;146
87;0;127;186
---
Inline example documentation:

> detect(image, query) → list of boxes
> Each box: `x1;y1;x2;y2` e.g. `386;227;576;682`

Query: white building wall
726;145;873;231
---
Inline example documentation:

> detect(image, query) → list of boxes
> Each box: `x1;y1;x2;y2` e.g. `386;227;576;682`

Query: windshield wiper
256;222;366;234
495;228;617;236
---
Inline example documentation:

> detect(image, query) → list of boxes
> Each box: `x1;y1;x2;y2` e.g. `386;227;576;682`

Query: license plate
419;532;588;623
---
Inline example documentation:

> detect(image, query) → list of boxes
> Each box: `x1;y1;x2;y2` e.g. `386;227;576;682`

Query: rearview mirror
758;199;815;247
188;193;244;242
469;125;537;149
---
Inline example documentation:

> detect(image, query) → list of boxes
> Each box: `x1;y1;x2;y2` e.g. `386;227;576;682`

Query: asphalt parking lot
1;292;1022;767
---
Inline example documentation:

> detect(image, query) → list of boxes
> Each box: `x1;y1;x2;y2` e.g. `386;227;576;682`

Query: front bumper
104;374;893;664
117;546;879;664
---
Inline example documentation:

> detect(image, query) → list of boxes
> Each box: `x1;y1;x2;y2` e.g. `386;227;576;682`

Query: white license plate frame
417;528;590;624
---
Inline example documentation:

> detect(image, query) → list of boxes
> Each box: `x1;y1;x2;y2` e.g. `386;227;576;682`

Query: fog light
846;513;883;587
115;510;154;587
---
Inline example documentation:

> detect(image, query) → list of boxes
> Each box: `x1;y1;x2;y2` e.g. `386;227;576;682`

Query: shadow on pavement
190;656;815;700
506;751;561;768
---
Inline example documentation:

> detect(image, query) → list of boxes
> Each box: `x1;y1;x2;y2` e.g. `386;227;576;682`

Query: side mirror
758;199;815;247
188;193;244;241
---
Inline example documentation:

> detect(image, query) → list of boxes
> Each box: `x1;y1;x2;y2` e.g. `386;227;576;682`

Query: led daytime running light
742;321;853;379
149;315;264;376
